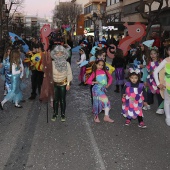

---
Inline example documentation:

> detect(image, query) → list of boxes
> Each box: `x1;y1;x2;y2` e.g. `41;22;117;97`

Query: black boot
28;94;36;100
114;85;119;93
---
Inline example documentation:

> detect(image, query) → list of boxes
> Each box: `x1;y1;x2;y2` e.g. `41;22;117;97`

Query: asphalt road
0;53;170;170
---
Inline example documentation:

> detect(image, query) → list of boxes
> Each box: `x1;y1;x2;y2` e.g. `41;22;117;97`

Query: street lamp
88;12;98;46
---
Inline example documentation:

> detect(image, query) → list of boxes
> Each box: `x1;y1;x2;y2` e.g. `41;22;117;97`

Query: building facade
106;0;170;36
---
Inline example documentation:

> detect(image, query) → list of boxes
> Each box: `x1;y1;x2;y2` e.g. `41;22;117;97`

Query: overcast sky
24;0;58;18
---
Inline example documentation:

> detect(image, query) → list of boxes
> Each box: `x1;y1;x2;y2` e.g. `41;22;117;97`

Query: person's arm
86;72;95;85
77;54;86;64
153;59;166;86
20;59;24;78
107;71;113;86
12;63;21;75
67;62;73;85
121;84;126;98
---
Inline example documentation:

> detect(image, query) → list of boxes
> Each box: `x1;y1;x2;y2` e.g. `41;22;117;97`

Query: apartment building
84;0;106;31
106;0;170;35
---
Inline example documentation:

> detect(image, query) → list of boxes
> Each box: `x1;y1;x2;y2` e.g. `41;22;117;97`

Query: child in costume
77;48;86;86
154;44;170;126
28;44;45;100
111;48;125;93
51;45;73;122
1;48;12;95
146;46;164;114
139;40;154;110
0;50;24;110
122;68;147;128
86;59;114;123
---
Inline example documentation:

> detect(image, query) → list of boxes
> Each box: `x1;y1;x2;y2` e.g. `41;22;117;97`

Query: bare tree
53;2;82;26
136;0;168;41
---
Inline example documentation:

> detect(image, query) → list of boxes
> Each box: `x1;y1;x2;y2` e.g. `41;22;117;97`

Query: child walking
77;48;86;86
146;47;164;114
0;50;24;110
154;44;170;126
111;48;125;93
86;59;114;123
122;68;147;128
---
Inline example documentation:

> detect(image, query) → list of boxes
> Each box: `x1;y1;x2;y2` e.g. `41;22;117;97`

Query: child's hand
105;84;110;88
92;81;98;85
123;94;126;98
0;63;3;68
158;84;165;90
66;85;70;91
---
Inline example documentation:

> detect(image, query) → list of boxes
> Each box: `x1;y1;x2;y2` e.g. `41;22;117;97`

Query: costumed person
77;47;86;86
122;68;147;128
51;45;73;122
86;59;114;123
139;40;154;111
0;47;12;95
0;50;24;110
28;44;44;100
89;48;107;104
146;46;164;114
154;44;170;126
111;48;125;93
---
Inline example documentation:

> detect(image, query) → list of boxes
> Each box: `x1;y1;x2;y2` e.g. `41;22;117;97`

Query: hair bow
129;68;140;74
96;58;104;62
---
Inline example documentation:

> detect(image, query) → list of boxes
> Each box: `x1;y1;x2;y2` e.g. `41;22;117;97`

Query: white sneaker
3;90;7;96
143;106;148;110
165;118;170;126
156;109;164;114
147;105;151;110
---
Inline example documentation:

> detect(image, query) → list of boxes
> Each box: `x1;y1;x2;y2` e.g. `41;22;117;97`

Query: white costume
154;57;170;126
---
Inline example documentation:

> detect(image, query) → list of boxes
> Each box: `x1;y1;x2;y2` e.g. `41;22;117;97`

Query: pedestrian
154;44;170;126
0;50;24;110
111;48;125;93
86;59;114;123
50;45;73;122
77;48;86;86
28;44;44;100
0;47;12;95
146;46;164;114
139;40;153;111
122;68;147;128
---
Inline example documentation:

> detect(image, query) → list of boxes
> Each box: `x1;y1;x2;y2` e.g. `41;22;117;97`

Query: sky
24;0;68;18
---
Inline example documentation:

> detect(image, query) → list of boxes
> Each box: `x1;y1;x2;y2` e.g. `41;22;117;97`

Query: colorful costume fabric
165;63;170;94
86;70;112;115
112;57;125;85
147;61;160;94
122;82;144;119
4;64;23;103
3;57;12;92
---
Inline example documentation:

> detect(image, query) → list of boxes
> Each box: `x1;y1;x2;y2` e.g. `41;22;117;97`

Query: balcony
106;1;123;15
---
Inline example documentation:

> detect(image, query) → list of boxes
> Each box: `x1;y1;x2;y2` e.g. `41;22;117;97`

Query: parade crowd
0;30;170;129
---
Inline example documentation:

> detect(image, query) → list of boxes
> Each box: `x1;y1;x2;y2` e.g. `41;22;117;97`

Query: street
0;53;170;170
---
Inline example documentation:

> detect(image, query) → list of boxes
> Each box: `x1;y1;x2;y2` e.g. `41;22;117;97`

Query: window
123;2;140;15
107;0;111;6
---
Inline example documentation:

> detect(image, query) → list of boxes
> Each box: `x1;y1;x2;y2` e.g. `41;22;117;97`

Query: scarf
53;55;67;73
